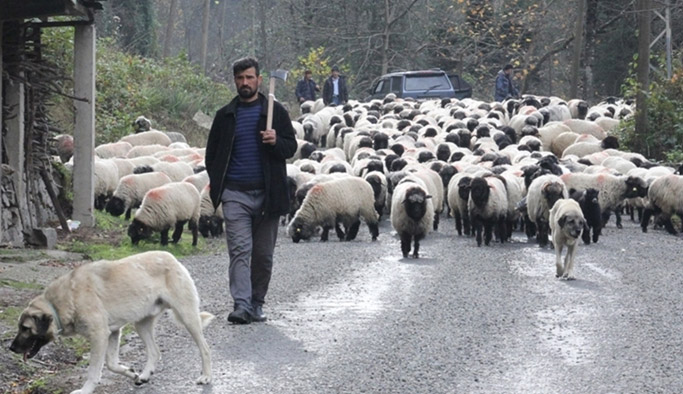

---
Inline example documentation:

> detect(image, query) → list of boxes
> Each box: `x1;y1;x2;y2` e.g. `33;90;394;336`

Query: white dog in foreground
549;199;586;280
10;251;214;394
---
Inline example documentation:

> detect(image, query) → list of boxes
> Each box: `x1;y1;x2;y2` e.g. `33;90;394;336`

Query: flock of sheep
283;93;683;271
63;93;683;277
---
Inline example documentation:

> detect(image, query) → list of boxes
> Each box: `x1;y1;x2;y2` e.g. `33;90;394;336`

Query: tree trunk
200;0;210;74
259;0;268;70
218;0;227;60
570;0;586;99
381;0;390;75
635;0;651;155
163;0;177;58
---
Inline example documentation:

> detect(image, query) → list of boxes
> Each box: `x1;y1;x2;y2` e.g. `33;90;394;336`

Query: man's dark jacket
295;78;318;102
322;75;348;105
204;92;297;216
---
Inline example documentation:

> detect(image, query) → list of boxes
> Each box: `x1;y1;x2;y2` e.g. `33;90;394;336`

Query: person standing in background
494;63;519;102
322;65;348;106
295;69;319;103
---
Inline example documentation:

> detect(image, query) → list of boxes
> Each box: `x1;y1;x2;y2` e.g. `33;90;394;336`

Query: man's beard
238;86;257;100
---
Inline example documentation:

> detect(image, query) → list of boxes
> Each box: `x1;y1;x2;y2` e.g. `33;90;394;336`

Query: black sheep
570;188;602;244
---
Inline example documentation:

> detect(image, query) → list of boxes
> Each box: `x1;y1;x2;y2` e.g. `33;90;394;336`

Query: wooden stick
266;77;275;130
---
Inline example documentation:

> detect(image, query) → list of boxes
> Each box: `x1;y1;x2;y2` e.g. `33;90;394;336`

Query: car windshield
405;74;450;91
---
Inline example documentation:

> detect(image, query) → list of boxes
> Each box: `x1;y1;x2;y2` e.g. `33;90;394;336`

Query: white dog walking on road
10;251;214;394
549;198;586;280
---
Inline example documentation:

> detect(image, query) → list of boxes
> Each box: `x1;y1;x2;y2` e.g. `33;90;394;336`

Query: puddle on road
273;253;430;354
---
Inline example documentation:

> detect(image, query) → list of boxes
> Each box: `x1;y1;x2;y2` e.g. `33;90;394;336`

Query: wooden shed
1;0;105;247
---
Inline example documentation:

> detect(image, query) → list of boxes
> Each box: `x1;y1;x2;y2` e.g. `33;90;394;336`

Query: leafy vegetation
618;55;683;162
42;28;232;147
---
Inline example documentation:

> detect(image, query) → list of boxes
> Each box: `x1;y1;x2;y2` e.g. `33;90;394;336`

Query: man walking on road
205;57;297;324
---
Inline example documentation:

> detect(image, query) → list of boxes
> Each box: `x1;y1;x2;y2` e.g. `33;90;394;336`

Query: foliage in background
42;29;232;147
618;55;683;162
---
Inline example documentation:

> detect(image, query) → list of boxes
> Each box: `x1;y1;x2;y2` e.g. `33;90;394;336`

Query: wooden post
72;24;96;227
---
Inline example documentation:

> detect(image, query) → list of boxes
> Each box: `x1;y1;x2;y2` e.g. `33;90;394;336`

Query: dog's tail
169;310;215;330
199;312;215;329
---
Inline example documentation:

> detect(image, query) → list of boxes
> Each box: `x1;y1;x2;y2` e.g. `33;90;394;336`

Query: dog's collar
47;301;63;334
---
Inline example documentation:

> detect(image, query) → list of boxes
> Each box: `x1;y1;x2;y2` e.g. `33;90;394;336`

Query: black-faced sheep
560;172;648;229
527;174;568;247
128;182;200;246
105;172;173;220
447;173;473;236
391;179;434;258
467;176;508;246
570;188;601;244
288;177;379;243
641;174;683;235
363;171;388;219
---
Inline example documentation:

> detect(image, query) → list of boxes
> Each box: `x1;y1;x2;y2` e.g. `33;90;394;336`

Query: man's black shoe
252;305;267;322
228;308;252;324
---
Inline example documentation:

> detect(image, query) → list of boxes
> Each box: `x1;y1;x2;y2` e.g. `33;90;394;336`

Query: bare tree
163;0;177;58
635;0;651;154
570;0;586;98
200;0;210;73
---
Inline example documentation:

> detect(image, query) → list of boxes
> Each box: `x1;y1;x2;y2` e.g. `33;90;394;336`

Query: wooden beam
0;0;90;21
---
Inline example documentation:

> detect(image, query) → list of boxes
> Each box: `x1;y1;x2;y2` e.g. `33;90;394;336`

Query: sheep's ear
558;215;567;228
425;195;433;199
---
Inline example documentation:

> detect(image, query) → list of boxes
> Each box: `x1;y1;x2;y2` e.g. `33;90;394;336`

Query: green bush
42;31;232;147
619;56;683;162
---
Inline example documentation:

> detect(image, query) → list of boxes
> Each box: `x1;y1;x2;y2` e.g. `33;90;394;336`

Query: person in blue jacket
494;64;519;102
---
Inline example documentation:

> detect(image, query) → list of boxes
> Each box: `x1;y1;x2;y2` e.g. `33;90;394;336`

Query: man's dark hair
233;57;260;76
503;64;514;71
304;69;312;75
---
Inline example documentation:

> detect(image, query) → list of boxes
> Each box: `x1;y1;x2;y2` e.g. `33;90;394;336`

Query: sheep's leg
601;210;612;228
334;223;345;241
628;205;635;222
525;215;536;240
484;223;493;246
641;208;653;232
537;221;548;247
637;207;643;223
592;222;601;243
321;226;332;242
367;222;379;241
412;234;424;259
189;219;198;246
555;243;565;278
160;228;170;245
345;220;361;241
473;217;483;247
454;211;463;236
463;213;472;236
400;233;412;258
172;221;187;243
663;217;678;235
615;208;623;229
433;212;440;231
125;207;132;221
581;224;591;245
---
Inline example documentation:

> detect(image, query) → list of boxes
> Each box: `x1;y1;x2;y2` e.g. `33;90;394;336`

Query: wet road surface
92;218;683;393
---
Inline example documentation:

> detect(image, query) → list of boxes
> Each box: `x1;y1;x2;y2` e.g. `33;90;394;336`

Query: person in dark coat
295;69;319;103
322;65;348;106
494;63;519;102
204;57;297;324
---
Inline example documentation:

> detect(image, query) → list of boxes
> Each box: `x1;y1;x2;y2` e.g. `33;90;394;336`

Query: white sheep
561;135;619;158
120;130;173;147
467;175;508;246
560;172;648;229
447;172;474;236
94;159;120;210
135;161;194;182
128;182;201;246
391;178;434;258
563;119;607;140
105;172;173;220
288;177;379;243
527;174;568;247
182;171;210;192
95;141;133;159
641;174;683;235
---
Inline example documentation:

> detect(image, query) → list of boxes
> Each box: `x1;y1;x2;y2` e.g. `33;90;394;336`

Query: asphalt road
85;217;682;394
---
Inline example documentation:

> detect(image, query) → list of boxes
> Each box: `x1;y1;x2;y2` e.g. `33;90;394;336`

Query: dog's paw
134;374;149;386
196;375;212;385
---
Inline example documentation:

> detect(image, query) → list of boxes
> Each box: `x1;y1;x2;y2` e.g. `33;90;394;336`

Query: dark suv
367;69;472;101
